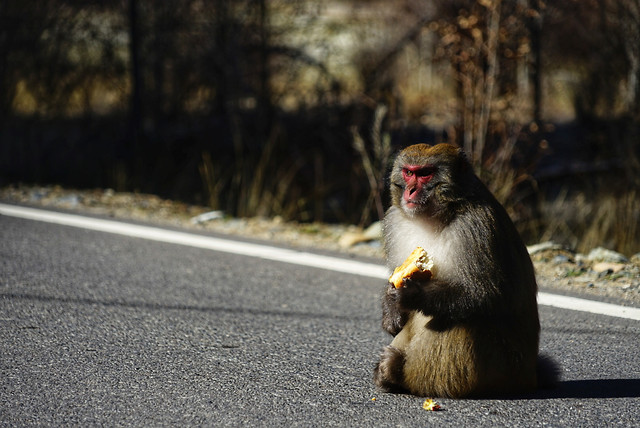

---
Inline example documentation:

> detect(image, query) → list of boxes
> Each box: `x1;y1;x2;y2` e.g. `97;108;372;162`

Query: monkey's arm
381;282;411;336
397;276;503;323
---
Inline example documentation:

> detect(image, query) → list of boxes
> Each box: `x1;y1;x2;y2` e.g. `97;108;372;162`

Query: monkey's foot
373;346;407;393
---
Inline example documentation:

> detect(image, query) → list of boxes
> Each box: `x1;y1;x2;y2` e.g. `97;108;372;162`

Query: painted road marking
2;203;639;321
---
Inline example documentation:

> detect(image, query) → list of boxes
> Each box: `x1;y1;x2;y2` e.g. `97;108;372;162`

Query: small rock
190;210;225;224
29;189;47;201
339;231;367;248
592;262;625;274
574;253;587;264
338;221;382;248
587;247;629;263
552;255;571;264
527;241;564;255
58;194;81;207
363;221;383;240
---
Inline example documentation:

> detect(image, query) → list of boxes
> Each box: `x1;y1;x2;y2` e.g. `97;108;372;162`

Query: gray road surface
1;212;639;426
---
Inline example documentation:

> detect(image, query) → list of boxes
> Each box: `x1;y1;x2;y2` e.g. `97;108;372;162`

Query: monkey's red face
390;143;468;220
401;164;435;210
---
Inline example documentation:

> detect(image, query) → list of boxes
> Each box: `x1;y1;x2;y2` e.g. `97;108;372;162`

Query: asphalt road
1;211;639;427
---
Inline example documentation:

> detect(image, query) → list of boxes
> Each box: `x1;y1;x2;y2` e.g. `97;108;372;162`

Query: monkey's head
389;143;471;220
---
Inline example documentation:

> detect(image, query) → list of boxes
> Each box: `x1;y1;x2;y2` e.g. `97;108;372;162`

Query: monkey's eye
403;166;435;180
418;167;436;177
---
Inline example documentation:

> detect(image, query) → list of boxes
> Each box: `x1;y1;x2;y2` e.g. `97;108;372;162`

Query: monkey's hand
397;276;476;323
381;282;410;336
395;276;432;312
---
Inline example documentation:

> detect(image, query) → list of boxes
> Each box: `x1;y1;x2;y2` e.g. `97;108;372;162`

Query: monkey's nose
404;186;418;203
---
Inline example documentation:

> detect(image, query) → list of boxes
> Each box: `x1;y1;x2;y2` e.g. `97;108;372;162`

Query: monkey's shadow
523;379;640;400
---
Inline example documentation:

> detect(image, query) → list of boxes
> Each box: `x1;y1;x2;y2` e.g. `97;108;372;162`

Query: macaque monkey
374;143;558;398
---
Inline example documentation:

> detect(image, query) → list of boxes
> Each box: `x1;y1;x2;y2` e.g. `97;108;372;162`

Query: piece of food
388;246;434;288
422;398;442;411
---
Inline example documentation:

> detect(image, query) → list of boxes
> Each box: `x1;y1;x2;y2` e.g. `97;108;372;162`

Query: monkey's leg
373;346;407;393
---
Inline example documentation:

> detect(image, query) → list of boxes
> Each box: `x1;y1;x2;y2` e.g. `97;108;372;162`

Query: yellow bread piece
388;247;434;288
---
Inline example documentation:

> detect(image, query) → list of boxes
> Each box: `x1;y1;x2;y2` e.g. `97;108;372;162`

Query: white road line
2;203;639;321
0;203;389;279
536;293;640;321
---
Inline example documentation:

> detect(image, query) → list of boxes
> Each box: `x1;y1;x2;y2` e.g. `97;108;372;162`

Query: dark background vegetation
1;0;639;254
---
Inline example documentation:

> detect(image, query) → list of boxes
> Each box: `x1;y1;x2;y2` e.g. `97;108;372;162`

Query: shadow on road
530;379;640;399
1;291;375;323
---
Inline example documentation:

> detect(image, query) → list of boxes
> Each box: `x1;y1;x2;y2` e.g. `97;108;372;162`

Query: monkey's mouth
403;199;423;210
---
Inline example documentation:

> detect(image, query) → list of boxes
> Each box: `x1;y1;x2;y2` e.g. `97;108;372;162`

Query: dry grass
538;189;640;256
351;104;392;225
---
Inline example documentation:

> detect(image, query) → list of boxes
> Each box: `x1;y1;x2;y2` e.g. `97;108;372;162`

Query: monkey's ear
456;147;472;171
